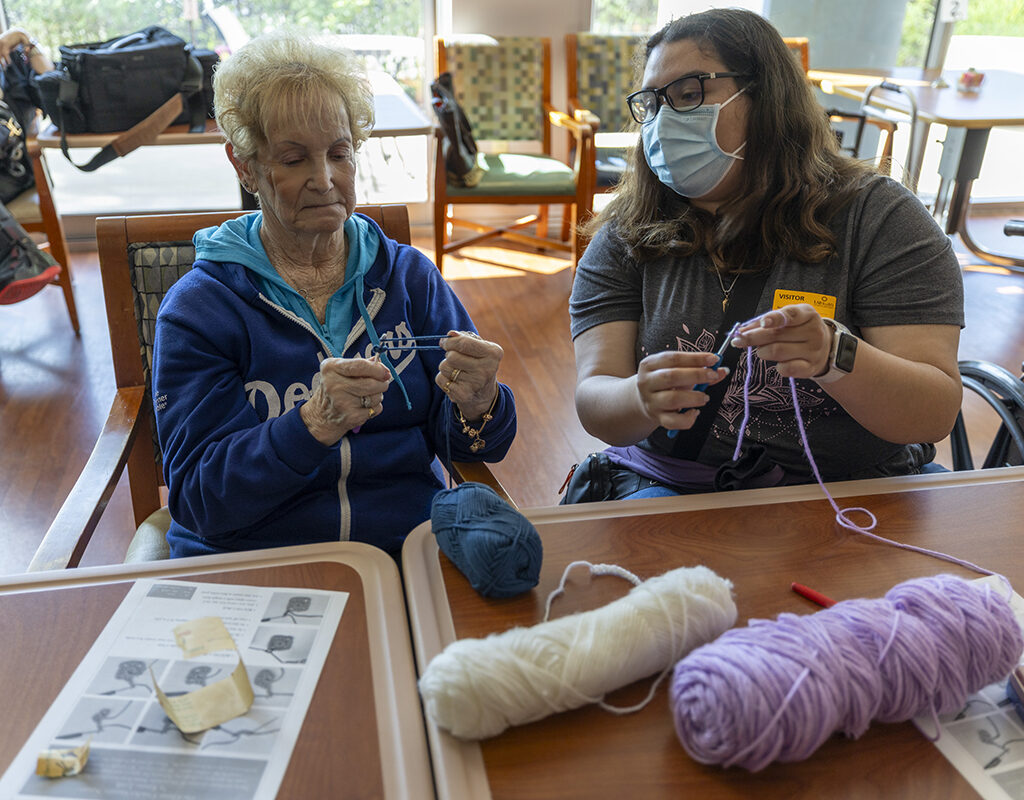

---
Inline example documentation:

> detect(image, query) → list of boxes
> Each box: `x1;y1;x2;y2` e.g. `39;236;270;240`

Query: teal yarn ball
431;482;543;598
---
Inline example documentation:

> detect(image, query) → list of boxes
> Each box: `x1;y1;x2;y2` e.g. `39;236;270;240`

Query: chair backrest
435;36;550;146
567;33;646;134
97;205;412;524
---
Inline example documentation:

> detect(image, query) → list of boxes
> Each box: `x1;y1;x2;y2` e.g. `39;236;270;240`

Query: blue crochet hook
371;334;448;355
666;323;738;439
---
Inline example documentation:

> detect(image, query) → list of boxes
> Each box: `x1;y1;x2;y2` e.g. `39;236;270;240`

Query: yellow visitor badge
772;289;837;319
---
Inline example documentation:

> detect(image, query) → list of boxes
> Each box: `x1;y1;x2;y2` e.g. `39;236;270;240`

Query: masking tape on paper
152;616;254;734
36;741;90;778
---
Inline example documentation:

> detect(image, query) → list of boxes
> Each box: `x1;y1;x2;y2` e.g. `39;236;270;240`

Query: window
590;0;766;35
590;0;658;34
4;0;433;216
897;0;938;66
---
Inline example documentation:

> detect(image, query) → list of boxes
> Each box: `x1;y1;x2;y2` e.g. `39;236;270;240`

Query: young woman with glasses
563;8;963;502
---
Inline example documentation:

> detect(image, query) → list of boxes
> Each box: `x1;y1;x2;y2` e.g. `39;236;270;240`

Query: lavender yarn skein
670;574;1023;772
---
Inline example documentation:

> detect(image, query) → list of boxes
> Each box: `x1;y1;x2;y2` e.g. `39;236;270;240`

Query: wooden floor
1;215;1023;576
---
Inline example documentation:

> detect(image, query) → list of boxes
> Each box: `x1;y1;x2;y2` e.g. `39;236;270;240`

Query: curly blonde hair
213;30;374;162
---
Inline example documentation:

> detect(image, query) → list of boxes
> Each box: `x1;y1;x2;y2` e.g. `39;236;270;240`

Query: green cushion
445;153;576;197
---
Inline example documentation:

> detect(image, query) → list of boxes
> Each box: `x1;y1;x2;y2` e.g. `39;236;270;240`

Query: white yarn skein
419;563;737;740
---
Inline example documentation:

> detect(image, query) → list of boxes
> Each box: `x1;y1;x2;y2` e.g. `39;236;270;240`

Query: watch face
835;332;858;373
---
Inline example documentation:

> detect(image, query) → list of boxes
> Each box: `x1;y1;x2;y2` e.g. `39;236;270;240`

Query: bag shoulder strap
58;53;206;172
646;267;772;459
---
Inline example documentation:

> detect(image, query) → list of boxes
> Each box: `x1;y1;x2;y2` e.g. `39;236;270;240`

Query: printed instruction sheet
0;579;347;800
916;575;1024;799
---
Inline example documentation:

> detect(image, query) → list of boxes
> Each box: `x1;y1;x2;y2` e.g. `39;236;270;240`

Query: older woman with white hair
153;31;516;558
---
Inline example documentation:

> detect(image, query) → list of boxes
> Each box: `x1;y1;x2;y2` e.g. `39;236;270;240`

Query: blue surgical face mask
641;87;747;198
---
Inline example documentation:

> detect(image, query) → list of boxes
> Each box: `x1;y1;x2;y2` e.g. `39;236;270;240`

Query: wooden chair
28;205;513;572
4;139;80;332
782;36;810;73
782;36;896;176
784;36;896;175
433;36;594;274
566;32;645;197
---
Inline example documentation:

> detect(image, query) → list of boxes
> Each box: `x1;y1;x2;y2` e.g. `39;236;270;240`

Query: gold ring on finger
443;380;452;394
367;406;376;418
451;368;461;383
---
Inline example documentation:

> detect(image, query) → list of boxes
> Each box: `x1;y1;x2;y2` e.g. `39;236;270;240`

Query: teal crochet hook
666;324;738;439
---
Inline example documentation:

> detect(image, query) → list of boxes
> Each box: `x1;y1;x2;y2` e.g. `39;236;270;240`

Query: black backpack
430;71;483;188
0;48;43;203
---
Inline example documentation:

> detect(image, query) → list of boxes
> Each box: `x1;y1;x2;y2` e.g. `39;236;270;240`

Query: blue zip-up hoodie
152;212;516;557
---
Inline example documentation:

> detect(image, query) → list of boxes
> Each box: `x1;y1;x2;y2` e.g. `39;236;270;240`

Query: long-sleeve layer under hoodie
152;211;516;558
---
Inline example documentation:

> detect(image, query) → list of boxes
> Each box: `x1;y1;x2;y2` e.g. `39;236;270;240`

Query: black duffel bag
34;26;213;172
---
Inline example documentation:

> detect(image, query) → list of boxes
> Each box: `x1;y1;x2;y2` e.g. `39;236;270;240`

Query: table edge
403;531;491;800
1;542;433;800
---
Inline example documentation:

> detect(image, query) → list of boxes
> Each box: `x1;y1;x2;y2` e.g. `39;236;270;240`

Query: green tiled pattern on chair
446;37;544;141
129;242;195;393
576;33;645;133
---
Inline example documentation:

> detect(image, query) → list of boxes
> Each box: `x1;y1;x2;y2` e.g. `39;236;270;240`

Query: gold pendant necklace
715;269;741;312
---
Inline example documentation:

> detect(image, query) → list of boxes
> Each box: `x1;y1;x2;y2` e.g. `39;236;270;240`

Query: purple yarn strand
730;345;753;462
729;330;995;579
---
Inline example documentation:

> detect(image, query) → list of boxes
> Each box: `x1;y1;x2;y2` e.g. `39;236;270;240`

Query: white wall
766;0;909;69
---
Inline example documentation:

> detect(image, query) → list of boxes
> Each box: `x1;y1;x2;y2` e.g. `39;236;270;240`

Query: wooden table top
404;467;1024;799
0;542;432;800
35;118;225;149
810;67;1024;129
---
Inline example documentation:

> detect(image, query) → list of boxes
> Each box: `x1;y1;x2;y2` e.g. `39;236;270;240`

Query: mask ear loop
716;86;747;160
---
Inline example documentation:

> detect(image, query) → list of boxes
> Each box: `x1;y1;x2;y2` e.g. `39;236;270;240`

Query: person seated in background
564;8;962;502
0;24;52;134
0;25;59;305
153;31;516;557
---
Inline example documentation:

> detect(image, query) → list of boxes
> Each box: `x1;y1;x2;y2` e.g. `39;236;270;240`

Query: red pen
791;582;836;608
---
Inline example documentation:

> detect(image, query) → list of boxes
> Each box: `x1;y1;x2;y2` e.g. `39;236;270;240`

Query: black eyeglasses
626;72;749;125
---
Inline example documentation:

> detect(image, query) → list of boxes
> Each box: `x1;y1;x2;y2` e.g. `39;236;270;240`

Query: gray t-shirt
569;175;964;480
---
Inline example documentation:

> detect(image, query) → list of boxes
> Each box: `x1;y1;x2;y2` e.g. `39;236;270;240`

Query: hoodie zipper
255;291;385;543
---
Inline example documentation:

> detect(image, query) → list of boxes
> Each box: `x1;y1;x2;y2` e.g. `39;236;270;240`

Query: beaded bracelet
455;387;499;453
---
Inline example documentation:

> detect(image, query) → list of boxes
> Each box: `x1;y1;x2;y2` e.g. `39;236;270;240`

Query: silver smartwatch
814;318;857;384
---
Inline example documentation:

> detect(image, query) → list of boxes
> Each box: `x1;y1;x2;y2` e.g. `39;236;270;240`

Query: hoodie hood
193;211;413;408
193;211;380;354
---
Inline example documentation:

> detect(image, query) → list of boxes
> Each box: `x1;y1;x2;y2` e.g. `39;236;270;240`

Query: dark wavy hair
591;8;873;272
